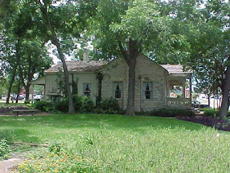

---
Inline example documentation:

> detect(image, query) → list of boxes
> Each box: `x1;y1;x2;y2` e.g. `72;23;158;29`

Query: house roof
161;64;191;74
45;60;107;73
45;60;191;74
31;77;45;85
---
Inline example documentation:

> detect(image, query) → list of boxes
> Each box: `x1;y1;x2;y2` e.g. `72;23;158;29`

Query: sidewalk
0;157;24;173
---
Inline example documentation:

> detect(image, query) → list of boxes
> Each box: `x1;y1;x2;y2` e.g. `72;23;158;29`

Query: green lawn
1;114;230;172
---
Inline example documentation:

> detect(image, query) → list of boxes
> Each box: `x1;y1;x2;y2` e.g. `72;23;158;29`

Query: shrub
54;99;68;112
73;95;83;112
49;143;63;155
80;97;94;113
73;96;94;113
203;108;218;117
33;100;54;112
202;108;230;117
97;98;120;114
151;108;195;117
0;139;10;159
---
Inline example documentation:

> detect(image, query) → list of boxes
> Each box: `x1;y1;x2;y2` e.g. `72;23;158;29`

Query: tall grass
0;114;230;172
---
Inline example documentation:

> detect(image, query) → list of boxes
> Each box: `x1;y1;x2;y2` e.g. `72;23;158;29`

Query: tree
171;0;230;117
90;0;189;115
0;0;52;103
0;30;19;104
33;0;81;113
151;0;229;117
18;39;51;103
0;77;7;98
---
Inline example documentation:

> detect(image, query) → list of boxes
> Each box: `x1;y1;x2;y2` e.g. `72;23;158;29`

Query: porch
166;73;192;109
167;97;191;108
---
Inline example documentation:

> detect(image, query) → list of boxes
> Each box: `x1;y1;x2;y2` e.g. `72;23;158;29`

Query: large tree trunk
15;81;21;103
6;69;16;104
6;39;20;104
126;58;137;115
96;72;103;106
52;37;75;113
220;65;230;118
24;84;30;103
38;1;75;113
125;40;139;115
207;94;211;108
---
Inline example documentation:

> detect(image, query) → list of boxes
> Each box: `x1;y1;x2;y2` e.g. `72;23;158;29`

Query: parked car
192;100;209;108
11;95;25;101
1;96;6;100
34;95;43;101
192;101;200;108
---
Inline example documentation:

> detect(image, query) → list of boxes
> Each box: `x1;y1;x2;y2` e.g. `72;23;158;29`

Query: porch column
182;85;186;98
31;85;34;104
189;76;192;103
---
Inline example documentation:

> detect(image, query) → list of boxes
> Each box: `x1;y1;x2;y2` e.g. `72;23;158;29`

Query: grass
1;114;230;172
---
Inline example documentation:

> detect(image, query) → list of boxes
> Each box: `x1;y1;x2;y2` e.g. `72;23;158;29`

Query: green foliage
33;96;95;113
54;99;69;113
96;98;121;114
0;139;10;159
0;130;14;142
80;97;94;113
203;108;218;117
73;96;94;113
73;95;83;111
150;108;195;117
202;108;230;117
48;143;63;155
33;100;54;112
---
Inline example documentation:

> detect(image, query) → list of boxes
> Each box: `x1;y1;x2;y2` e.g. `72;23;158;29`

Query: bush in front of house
201;108;230;117
73;95;83;112
202;108;218;117
33;100;54;112
34;96;122;114
34;96;95;113
73;95;94;113
80;97;94;113
54;99;69;112
95;98;121;114
151;108;195;117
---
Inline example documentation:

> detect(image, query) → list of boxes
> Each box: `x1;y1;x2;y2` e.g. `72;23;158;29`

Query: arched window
115;84;121;98
83;83;91;97
114;82;123;99
143;82;153;99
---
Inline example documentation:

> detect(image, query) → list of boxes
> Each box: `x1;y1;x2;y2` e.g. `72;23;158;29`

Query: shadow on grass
0;114;206;132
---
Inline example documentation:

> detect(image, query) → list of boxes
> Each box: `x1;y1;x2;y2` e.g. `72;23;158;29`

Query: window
143;82;153;99
114;82;123;99
169;85;183;98
83;83;91;97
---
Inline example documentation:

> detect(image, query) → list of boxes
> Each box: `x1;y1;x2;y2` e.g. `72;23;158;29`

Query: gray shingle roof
45;60;107;73
45;60;191;74
161;64;191;74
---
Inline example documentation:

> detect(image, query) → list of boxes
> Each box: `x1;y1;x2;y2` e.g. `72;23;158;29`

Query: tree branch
118;41;128;62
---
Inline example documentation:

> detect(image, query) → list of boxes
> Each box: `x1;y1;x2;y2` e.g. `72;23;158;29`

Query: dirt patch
0;153;25;173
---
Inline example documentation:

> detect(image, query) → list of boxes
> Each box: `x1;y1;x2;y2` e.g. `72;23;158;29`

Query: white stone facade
42;55;192;111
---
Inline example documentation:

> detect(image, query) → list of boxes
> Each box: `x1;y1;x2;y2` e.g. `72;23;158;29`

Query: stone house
32;55;192;112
